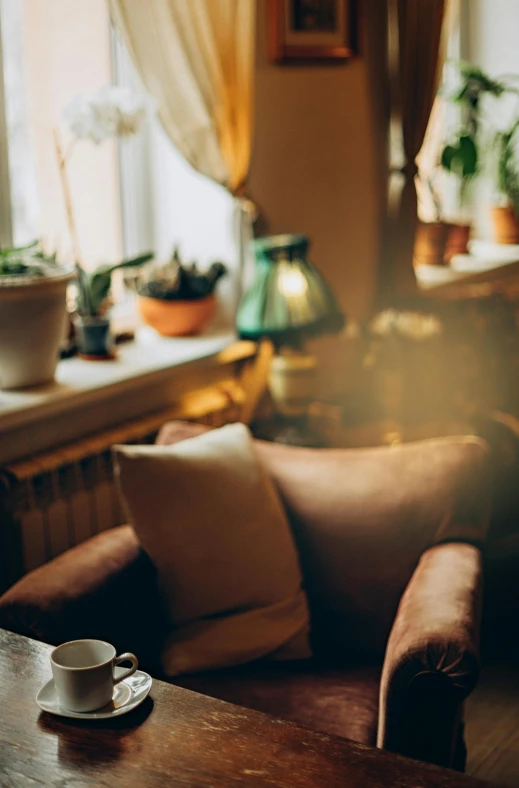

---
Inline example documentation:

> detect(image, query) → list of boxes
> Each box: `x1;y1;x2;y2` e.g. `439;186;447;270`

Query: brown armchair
0;423;490;771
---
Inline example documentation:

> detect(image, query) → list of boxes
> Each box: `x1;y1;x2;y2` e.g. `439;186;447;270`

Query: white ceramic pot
0;268;73;389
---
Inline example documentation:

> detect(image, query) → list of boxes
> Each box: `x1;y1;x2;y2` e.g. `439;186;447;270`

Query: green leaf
0;240;39;257
452;84;470;105
75;265;94;316
76;252;154;316
87;270;112;315
441;144;457;171
99;252;154;278
0;240;58;277
458;135;478;177
496;120;519;209
440;134;478;179
457;61;508;97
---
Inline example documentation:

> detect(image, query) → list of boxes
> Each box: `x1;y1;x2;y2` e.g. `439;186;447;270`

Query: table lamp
236;233;344;444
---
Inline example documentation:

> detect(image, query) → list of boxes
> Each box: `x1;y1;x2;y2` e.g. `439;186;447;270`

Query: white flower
64;95;107;144
64;86;150;144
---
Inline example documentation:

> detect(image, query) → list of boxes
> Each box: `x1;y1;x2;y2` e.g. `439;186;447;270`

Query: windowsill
416;240;519;291
0;327;255;466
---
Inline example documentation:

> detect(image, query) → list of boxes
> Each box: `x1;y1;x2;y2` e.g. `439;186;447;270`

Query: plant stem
53;127;83;267
426;176;443;223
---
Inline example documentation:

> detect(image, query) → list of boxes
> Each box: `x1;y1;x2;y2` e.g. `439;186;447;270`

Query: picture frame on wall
268;0;357;63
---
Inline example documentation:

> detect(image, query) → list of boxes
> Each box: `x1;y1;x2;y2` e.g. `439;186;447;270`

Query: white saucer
36;667;152;719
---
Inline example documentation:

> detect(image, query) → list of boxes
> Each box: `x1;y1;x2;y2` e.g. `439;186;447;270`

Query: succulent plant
136;246;227;301
0;241;59;278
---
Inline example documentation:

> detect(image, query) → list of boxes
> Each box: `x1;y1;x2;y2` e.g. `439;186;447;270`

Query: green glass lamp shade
236;234;344;345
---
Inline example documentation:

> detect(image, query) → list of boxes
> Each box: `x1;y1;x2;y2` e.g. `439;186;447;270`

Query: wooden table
0;629;494;788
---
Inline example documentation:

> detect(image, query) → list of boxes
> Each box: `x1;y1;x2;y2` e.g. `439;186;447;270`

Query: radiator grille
12;451;126;573
1;380;244;585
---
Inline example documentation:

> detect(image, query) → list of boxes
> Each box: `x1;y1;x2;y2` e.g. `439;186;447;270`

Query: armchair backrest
157;422;491;659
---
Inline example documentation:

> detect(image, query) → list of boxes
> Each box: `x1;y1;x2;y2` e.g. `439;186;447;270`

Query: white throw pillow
113;423;310;675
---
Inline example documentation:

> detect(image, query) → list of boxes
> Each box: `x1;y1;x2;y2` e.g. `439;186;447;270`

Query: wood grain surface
466;655;519;787
0;629;494;788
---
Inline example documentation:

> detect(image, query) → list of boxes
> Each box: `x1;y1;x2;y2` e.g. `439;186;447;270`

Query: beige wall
249;0;384;322
21;0;121;268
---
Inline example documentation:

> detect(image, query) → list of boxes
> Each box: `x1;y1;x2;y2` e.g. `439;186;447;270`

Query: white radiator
11;451;126;573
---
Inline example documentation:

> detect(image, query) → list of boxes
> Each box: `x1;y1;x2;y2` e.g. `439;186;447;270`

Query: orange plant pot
413;221;452;267
444;223;471;262
492;206;519;245
138;294;216;337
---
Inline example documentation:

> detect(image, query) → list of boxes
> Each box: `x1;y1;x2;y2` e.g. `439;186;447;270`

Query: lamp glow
277;265;309;298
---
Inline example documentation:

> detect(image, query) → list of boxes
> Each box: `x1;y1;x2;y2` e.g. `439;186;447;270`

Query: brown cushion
157;422;490;658
113;423;310;676
174;662;381;745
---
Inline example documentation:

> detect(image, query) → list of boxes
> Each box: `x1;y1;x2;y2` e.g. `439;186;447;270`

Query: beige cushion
113;423;310;675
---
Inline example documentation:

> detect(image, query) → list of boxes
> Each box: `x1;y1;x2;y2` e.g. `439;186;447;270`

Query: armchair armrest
378;542;482;769
0;526;167;673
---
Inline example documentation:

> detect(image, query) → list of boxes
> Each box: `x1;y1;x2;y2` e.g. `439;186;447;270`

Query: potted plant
492;119;519;244
441;63;508;258
414;177;453;266
136;247;227;336
0;242;74;389
54;86;152;356
440;132;478;259
448;62;519;246
74;253;153;358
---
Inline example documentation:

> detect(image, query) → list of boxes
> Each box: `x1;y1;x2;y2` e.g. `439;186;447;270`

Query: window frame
110;24;155;260
0;7;13;248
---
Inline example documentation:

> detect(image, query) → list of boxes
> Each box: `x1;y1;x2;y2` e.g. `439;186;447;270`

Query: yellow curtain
108;0;255;194
382;0;453;301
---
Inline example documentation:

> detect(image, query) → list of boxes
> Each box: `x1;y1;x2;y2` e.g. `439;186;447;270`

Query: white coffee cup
50;639;138;713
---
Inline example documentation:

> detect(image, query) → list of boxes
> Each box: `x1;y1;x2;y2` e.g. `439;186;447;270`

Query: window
0;0;123;266
0;0;238;322
459;0;519;241
111;27;238;322
418;0;519;242
0;0;39;248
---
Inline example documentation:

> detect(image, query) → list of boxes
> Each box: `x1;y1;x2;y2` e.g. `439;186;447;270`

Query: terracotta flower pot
492;205;519;245
413;221;452;267
444;223;471;262
138;294;216;336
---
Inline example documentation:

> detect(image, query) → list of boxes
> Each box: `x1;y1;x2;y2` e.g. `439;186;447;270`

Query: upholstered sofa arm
0;526;166;672
377;542;482;769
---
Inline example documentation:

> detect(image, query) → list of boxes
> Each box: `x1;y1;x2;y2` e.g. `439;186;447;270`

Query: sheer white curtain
109;0;256;317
